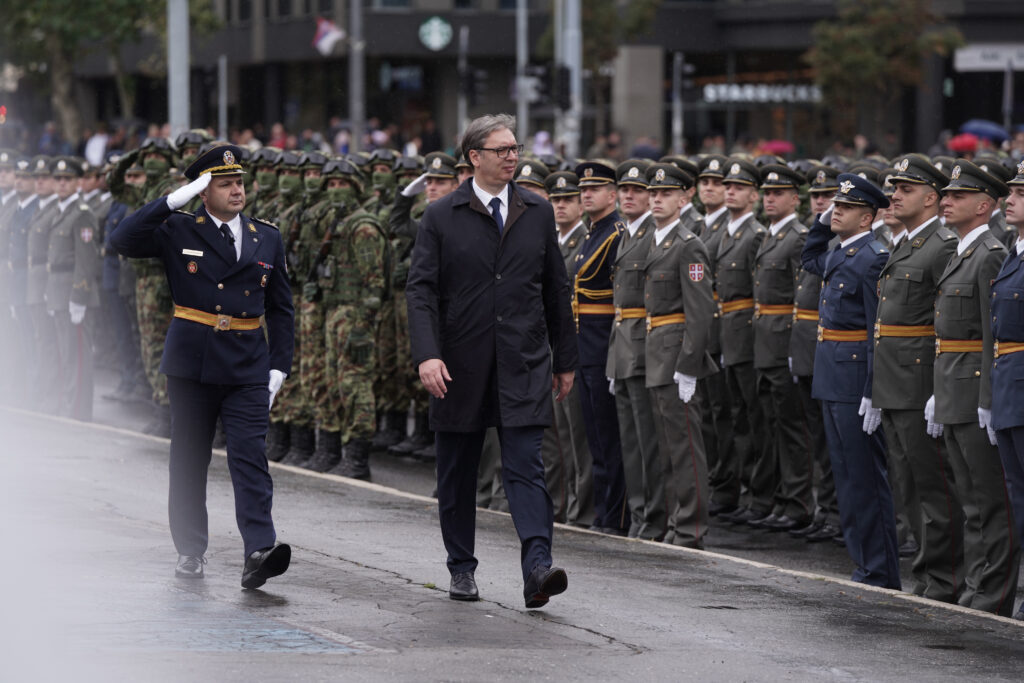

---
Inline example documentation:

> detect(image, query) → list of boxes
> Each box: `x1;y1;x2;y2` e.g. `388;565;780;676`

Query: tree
804;0;962;144
0;1;220;146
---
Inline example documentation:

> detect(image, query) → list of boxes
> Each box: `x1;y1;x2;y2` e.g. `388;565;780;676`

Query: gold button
241;312;246;317
915;358;920;364
852;354;858;359
839;283;844;289
937;289;942;295
975;371;981;377
215;305;221;312
936;311;940;316
731;262;736;267
886;274;890;279
955;289;960;294
217;283;224;290
244;290;250;296
1015;293;1020;299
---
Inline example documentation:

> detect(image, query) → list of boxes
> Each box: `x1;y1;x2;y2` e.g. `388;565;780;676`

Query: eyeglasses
477;144;524;159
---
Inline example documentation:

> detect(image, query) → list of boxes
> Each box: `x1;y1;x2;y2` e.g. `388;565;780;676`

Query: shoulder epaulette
174;209;194;217
252;216;279;231
870;242;889;255
988;240;1004;250
938;229;957;241
79;203;90;211
753;224;766;234
795;223;808;234
614;220;626;234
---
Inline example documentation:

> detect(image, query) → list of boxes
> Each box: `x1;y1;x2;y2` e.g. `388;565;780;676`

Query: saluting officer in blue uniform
801;173;901;589
110;143;295;590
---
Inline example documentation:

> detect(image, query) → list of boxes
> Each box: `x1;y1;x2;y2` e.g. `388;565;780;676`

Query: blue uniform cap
184;142;246;181
833;172;889;209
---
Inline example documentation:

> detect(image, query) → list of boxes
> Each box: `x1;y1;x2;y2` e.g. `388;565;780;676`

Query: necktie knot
489;196;504;235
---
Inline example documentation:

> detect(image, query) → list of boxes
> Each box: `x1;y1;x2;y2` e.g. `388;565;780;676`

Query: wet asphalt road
3;405;1024;682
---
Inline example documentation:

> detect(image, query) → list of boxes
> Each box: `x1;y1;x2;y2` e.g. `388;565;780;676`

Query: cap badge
431;157;442;169
934;162;943;171
0;153;7;163
56;160;67;171
223;150;235;165
980;164;989;173
1018;160;1024;175
709;159;720;171
584;168;594;177
951;165;962;180
858;172;867;179
36;160;45;170
815;170;826;184
627;166;639;178
897;158;909;172
766;172;779;181
840;180;854;194
522;165;532;177
556;177;566;188
655;168;666;182
730;163;741;175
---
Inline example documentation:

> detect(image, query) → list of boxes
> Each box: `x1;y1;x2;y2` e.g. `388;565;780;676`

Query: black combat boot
306;430;342;472
388;412;431;455
332;438;371;480
280;425;315;466
413;442;436;462
371;410;407;450
266;422;291;462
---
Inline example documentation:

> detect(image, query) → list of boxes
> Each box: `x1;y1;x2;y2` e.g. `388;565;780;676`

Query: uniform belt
576;303;615;315
719;297;754;314
935;338;983;354
754;303;793;317
614;306;646;322
173;305;261;331
646;313;686;333
994;341;1024;358
817;325;868;342
874;323;935;339
794;307;818;322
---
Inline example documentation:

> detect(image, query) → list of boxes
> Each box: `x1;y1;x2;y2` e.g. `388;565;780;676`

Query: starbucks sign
419;16;453;52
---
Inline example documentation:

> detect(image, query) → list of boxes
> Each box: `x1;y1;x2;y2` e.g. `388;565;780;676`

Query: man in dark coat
406;114;578;609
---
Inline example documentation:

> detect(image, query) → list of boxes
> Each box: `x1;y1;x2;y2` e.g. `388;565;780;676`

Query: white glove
859;397;881;435
674;372;697;403
924;394;944;438
819;204;834;226
401;171;429;197
607;377;615;395
166;172;212;210
788;357;798;384
268;369;285;409
978;407;997;447
69;301;86;325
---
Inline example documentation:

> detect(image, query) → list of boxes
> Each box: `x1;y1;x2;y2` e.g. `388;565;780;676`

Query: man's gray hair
458;114;517;164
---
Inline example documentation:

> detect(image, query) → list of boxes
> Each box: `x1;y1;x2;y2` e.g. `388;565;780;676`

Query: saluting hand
419;358;452;399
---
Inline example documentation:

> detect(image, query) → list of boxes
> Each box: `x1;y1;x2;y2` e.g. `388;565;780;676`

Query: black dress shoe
747;512;780;529
175;555;206;578
708;502;739;517
722;507;762;524
832;530;846;546
899;538;920;558
789;517;824;538
449;572;479;601
524;565;568;609
241;543;291;589
763;515;811;532
805;522;841;543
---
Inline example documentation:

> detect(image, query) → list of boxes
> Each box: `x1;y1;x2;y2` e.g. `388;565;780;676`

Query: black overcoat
406;179;577;431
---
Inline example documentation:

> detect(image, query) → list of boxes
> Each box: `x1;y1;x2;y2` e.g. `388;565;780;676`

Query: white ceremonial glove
978;407;998;447
401;171;430;197
924;394;944;439
674;372;698;403
819;204;834;226
69;301;86;325
166;172;212;210
268;369;285;409
859;397;881;435
607;377;615;396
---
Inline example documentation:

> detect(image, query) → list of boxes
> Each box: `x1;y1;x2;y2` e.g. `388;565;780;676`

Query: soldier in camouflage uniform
266;150;312;460
278;151;331;466
175;129;213;169
251;147;283;220
309;159;389;478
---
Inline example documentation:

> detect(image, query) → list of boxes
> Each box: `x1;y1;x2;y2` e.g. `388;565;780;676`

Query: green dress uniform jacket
752;218;807;369
45;198;101;310
606;215;655;380
873;217;958;409
933;230;1006;424
698;207;729;356
715;214;767;366
25;197;59;306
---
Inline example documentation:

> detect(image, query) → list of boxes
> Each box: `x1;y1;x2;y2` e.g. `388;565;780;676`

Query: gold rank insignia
223;149;235;165
556;176;566;188
655;168;666;181
816;170;826;184
839;180;854;194
627;166;639;178
432;157;442;169
249;222;257;232
709;159;720;171
951;165;962;180
897;158;909;172
196;216;206;224
913;238;924;247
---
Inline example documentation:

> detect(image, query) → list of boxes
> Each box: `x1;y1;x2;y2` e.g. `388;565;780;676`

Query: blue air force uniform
110;145;294;560
801;174;900;588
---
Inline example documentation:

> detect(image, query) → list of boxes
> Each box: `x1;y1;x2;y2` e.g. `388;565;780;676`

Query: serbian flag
313;17;345;57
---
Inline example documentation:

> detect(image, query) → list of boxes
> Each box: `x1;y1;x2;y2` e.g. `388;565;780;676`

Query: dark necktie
219;223;236;263
489;197;504;236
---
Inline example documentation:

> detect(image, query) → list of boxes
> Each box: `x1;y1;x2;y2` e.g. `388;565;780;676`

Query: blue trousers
822;400;901;589
436;426;553;582
996;426;1024;547
576;364;627;530
166;375;277;559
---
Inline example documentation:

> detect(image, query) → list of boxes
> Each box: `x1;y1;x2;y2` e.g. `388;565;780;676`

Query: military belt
754;303;793;317
646;313;686;333
173;305;261;332
994;341;1024;358
817;325;868;342
874;323;935;339
794;307;819;322
576;303;615;315
935;339;983;355
719;297;755;314
614;306;646;323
